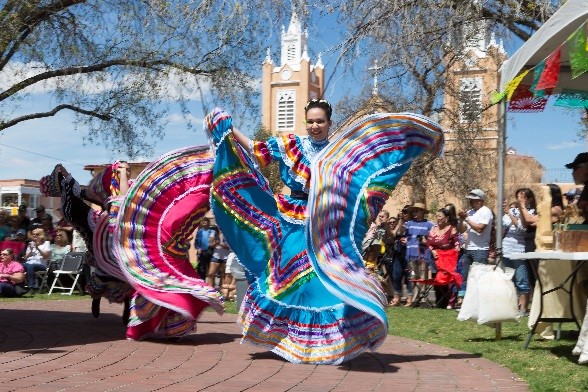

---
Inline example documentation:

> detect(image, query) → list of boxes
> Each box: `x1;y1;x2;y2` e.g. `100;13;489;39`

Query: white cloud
546;141;580;150
0;61;211;100
165;113;202;125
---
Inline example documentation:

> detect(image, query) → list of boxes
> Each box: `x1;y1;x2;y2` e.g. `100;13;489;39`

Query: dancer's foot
91;298;101;318
122;299;131;325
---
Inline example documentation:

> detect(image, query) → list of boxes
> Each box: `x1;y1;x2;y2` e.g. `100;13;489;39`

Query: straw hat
412;202;429;212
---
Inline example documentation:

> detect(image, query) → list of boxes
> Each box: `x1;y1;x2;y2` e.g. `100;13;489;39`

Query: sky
0;10;586;184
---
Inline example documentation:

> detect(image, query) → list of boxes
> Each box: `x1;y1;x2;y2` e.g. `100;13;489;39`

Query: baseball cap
35;205;45;212
466;189;485;200
564;188;582;197
565;152;588;169
15;228;27;236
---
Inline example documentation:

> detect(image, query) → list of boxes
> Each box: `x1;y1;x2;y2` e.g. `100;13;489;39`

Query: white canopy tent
495;0;588;256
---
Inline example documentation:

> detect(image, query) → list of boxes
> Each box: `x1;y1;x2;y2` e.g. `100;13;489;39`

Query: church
259;12;545;214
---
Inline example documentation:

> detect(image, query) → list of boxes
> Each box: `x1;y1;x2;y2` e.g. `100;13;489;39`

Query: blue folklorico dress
205;109;444;364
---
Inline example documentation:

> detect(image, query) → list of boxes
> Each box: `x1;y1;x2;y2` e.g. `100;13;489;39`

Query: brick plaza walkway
1;299;528;391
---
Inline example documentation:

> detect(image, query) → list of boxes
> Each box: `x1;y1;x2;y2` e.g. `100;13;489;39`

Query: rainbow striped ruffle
114;145;224;340
307;113;444;326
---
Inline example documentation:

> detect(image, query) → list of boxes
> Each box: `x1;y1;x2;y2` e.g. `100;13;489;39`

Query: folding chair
36;261;61;293
48;252;86;295
409;250;462;308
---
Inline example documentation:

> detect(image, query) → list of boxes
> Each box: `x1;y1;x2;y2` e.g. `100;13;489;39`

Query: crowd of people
0;204;82;296
357;153;587;319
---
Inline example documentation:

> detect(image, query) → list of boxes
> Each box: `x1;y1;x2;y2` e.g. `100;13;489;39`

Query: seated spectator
17;204;30;231
22;228;51;291
50;229;72;267
41;214;56;243
55;208;74;243
7;219;27;243
0;248;25;297
0;212;11;241
28;205;46;230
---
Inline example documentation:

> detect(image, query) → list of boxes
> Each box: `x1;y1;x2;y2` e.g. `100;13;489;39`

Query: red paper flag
508;84;550;113
535;46;561;90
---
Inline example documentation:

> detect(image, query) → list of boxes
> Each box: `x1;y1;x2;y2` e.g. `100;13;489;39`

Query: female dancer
51;164;134;321
205;100;443;364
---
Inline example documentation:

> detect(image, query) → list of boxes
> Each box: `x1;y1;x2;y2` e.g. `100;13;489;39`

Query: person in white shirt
457;189;494;286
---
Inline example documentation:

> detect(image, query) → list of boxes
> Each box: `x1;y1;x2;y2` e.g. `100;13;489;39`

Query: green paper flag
568;23;588;79
553;89;588;108
491;91;506;105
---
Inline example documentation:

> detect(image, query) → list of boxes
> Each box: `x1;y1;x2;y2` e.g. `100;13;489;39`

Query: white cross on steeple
368;60;382;96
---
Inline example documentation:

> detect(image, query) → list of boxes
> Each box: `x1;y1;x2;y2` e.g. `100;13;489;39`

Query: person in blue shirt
404;202;434;306
194;217;218;279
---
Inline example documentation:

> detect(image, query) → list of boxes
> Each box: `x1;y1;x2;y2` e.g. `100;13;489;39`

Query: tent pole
495;98;506;267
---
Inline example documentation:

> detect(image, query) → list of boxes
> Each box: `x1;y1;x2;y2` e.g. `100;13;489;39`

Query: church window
460;77;482;123
287;43;297;62
277;90;295;131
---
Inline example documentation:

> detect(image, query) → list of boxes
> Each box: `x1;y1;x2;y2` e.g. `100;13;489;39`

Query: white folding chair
48;252;86;295
36;261;61;293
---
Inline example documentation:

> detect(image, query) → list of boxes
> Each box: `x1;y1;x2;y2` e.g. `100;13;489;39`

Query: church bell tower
261;11;325;136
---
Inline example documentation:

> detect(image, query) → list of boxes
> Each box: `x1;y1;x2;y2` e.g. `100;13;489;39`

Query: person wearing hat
457;189;494;292
27;204;47;238
404;202;434;307
563;188;581;206
566;153;588;221
17;204;30;231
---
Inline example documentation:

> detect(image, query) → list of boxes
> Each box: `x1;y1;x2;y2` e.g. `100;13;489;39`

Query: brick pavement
0;299;529;391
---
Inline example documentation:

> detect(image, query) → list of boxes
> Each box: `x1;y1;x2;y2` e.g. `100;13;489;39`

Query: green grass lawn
385;306;587;392
3;296;585;391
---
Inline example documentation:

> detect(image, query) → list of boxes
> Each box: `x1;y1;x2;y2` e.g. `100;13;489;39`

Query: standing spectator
0;248;25;297
502;198;531;316
22;228;51;291
426;207;461;309
194;218;218;280
390;205;413;306
206;231;231;292
566;152;588;221
564;188;582;206
404;202;434;307
362;210;391;251
515;188;539;289
457;189;494;293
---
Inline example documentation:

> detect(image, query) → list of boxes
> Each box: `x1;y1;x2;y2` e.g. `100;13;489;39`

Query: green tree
0;0;289;157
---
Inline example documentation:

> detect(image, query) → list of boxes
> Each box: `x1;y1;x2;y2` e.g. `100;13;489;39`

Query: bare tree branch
0;103;112;130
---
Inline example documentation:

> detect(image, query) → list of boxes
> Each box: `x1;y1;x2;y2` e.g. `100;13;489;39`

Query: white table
510;251;588;348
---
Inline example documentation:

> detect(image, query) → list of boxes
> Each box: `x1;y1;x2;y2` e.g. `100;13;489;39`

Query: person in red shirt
0;248;25;297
